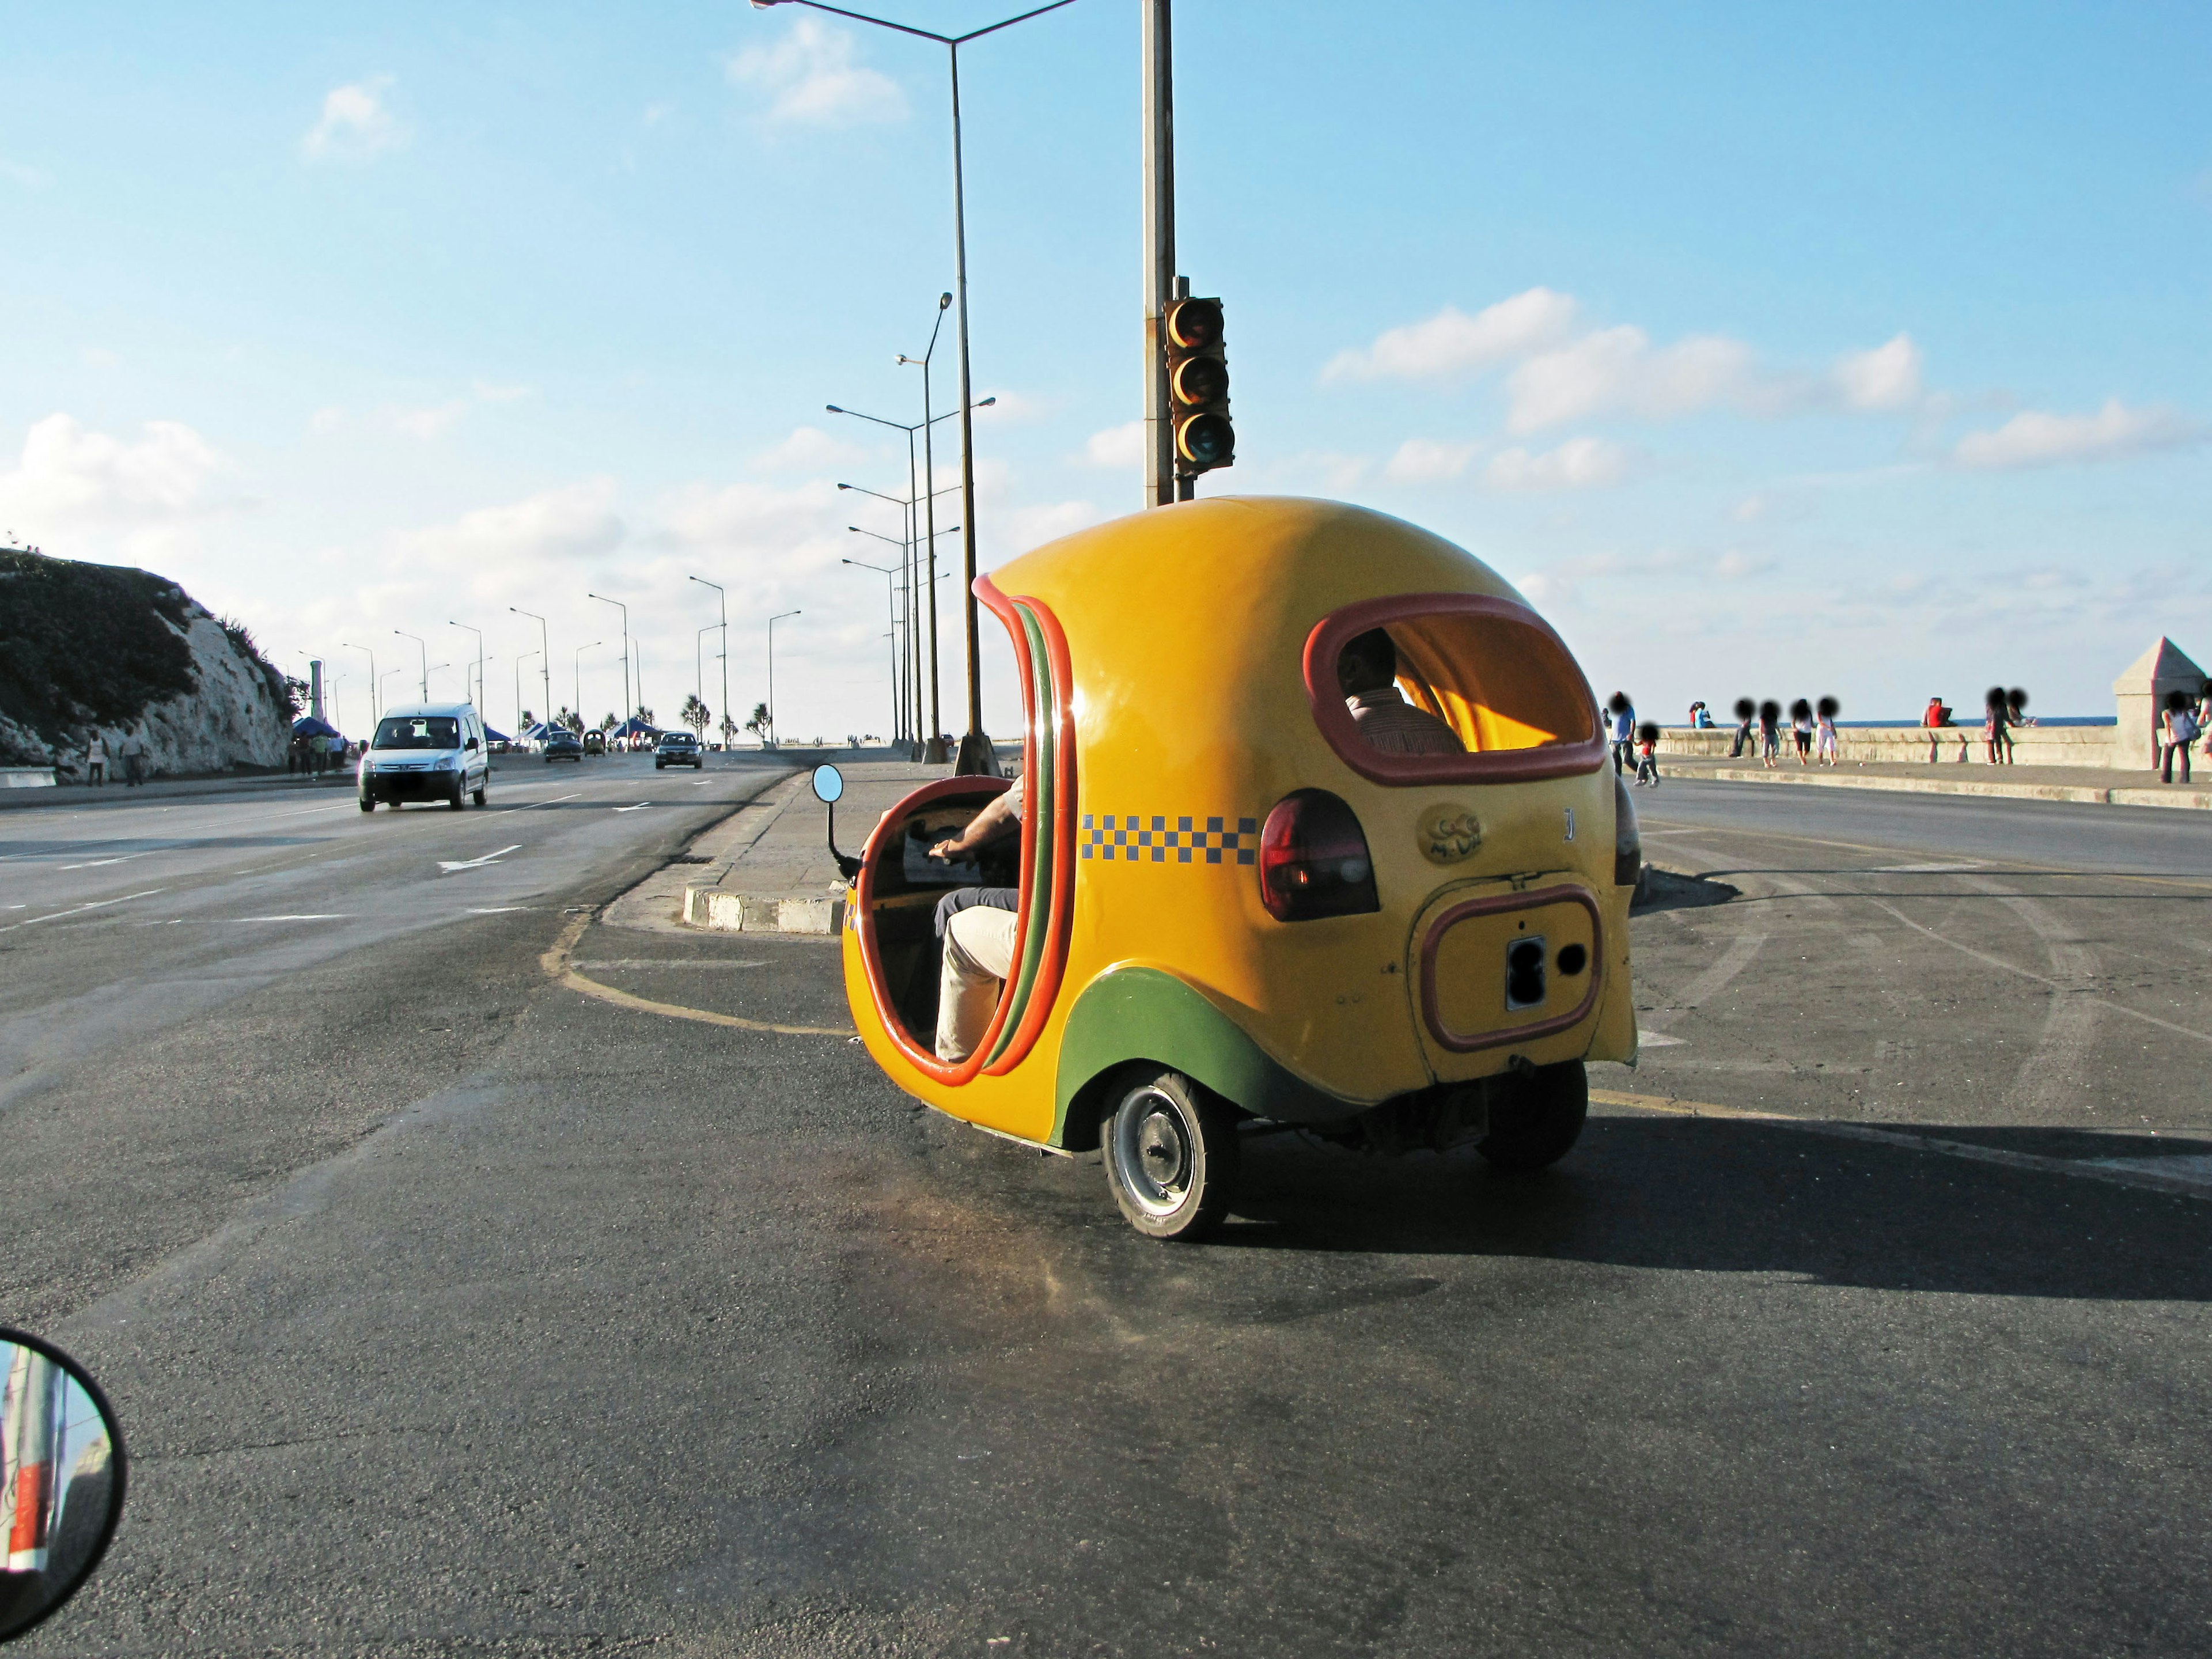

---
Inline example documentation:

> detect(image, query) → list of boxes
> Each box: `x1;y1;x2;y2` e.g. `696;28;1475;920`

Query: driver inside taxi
926;775;1024;1062
1338;627;1466;755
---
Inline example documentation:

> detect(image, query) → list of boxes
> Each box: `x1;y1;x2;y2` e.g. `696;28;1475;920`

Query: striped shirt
1348;688;1466;755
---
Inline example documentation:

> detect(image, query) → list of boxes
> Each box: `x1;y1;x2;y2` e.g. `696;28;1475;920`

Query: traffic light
1165;294;1233;475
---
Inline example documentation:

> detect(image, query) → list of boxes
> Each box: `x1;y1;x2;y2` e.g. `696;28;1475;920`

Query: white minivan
359;702;490;812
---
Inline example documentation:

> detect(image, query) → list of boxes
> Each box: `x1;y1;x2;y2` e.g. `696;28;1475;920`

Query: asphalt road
6;769;2207;1656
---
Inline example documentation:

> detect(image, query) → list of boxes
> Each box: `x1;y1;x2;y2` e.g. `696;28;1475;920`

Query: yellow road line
540;909;856;1038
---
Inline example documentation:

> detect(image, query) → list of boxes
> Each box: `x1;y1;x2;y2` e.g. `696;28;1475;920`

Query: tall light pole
508;607;551;729
695;624;720;722
340;642;378;724
688;575;729;751
767;609;800;748
575;641;602;725
756;0;1078;772
1143;0;1179;507
380;667;406;710
586;593;630;725
514;650;538;734
393;630;428;700
896;294;953;762
842;557;905;744
449;620;486;711
829;402;986;759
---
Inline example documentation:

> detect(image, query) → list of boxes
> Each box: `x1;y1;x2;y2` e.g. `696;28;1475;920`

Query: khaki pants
935;904;1018;1061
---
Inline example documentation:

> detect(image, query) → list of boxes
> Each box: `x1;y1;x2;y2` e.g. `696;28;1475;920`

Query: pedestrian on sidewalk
85;732;107;785
1729;698;1756;759
1816;696;1840;766
1758;700;1782;768
1633;722;1661;786
119;727;147;786
1606;692;1635;776
1789;699;1815;766
2161;691;2197;784
1983;687;2013;766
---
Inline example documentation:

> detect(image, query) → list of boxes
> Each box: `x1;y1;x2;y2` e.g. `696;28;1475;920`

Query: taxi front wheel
1102;1068;1240;1241
1478;1060;1589;1172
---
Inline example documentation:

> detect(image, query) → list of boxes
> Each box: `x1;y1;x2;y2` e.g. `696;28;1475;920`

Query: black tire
472;785;487;806
1478;1060;1589;1172
447;785;465;812
1101;1067;1240;1240
358;796;375;813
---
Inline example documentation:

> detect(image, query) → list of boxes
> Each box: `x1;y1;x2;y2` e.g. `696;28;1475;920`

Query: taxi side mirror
811;766;861;880
0;1330;127;1645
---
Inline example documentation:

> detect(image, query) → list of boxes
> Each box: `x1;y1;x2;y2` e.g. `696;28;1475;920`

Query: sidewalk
1653;752;2212;810
0;764;355;810
677;754;1015;935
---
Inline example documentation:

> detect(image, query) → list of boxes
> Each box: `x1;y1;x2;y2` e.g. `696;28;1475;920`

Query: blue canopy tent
482;726;512;745
291;715;342;739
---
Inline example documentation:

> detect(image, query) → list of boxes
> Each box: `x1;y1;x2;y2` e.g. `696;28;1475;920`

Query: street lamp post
758;0;1077;772
507;608;551;729
340;642;378;724
841;558;905;744
767;610;800;748
688;575;729;751
896;294;952;761
393;630;429;700
575;641;603;725
514;651;539;736
380;667;405;710
585;593;631;725
449;621;486;711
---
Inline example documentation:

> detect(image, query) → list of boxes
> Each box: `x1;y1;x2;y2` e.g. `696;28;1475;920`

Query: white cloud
1322;287;1580;384
302;77;407;163
391;402;467;440
1714;550;1775;579
1832;333;1923;411
1515;571;1576;607
1952;398;2200;470
471;380;535;404
752;425;868;473
1082;420;1146;469
727;20;907;128
1506;327;1763;433
400;479;626;569
82;347;120;369
1733;494;1767;522
1384;437;1483;483
308;406;347;435
1484;437;1638;491
0;414;225;528
0;159;50;188
999;499;1105;552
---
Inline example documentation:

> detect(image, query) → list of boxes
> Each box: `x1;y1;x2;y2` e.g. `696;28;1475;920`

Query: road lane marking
438;844;522;872
58;852;156;869
502;792;581;812
541;911;853;1037
467;906;533;914
613;802;651;813
574;959;769;969
1873;862;1986;872
1593;1089;2212;1202
1639;1033;1684;1047
1641;930;1767;1035
0;888;168;933
237;914;351;922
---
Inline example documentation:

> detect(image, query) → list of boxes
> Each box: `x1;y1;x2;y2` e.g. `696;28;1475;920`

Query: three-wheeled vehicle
837;498;1641;1238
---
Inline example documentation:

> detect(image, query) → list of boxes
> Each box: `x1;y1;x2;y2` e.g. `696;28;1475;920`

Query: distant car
582;730;606;754
543;730;584;763
654;730;703;770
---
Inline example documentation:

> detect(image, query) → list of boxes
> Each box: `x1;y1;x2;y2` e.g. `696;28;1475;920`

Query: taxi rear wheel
1102;1068;1238;1241
1478;1060;1589;1173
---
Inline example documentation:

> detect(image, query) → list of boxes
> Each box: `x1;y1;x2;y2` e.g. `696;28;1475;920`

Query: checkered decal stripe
1081;814;1259;865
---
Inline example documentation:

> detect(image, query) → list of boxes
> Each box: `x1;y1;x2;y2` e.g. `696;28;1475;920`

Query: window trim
1301;592;1606;786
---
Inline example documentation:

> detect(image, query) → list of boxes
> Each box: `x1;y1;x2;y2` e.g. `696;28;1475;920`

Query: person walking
2162;691;2197;784
1788;699;1815;766
119;727;147;786
84;732;107;786
1605;692;1635;776
1815;696;1840;766
1729;698;1756;760
1633;721;1661;786
1758;699;1782;769
1983;687;2012;766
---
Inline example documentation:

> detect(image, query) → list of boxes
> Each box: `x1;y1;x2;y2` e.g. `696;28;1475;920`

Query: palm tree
680;692;710;737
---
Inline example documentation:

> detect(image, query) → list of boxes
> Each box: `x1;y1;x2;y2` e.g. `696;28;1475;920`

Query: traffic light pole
1142;0;1178;509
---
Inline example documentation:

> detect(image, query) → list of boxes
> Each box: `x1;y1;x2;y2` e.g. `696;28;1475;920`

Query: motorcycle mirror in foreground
812;764;862;879
0;1330;126;1645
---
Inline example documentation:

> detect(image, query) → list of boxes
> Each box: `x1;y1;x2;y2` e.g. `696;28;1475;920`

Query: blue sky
2;1;2206;736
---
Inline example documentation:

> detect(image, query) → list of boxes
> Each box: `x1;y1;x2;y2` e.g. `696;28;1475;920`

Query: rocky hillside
0;548;292;778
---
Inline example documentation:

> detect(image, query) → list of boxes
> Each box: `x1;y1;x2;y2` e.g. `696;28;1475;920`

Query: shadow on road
1211;1115;2211;1304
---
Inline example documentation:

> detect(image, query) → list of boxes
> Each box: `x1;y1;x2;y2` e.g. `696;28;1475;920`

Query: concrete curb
1688;767;2212;811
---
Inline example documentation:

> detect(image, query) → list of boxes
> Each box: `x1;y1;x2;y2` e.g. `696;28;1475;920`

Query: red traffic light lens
1175;411;1234;467
1166;297;1223;351
1169;355;1228;407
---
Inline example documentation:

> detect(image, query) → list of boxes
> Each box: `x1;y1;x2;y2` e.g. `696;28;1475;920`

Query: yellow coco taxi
838;497;1641;1239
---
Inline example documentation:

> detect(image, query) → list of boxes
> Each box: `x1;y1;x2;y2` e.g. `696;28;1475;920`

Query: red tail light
1260;789;1380;922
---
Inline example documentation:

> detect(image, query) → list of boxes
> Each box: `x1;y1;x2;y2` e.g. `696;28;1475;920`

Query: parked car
582;729;606;754
655;730;703;770
543;729;585;763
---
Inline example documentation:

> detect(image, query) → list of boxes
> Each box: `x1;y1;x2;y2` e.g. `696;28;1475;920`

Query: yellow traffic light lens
1176;411;1234;467
1170;355;1228;407
1166;297;1223;351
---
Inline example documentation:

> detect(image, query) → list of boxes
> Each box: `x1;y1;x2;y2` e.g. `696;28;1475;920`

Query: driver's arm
929;781;1021;862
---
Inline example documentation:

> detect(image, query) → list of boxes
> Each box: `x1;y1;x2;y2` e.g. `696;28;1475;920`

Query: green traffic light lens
1177;412;1234;467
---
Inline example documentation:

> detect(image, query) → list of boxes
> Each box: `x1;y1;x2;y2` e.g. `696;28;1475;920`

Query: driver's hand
928;837;963;862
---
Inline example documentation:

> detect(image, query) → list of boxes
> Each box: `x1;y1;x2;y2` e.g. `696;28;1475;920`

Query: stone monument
2113;638;2206;770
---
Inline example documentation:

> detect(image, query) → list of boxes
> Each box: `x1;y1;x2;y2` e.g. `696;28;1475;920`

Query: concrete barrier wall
1;767;56;788
1656;724;2122;768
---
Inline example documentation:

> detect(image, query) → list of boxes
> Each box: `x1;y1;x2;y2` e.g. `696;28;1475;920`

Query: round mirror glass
810;763;844;805
0;1331;124;1643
